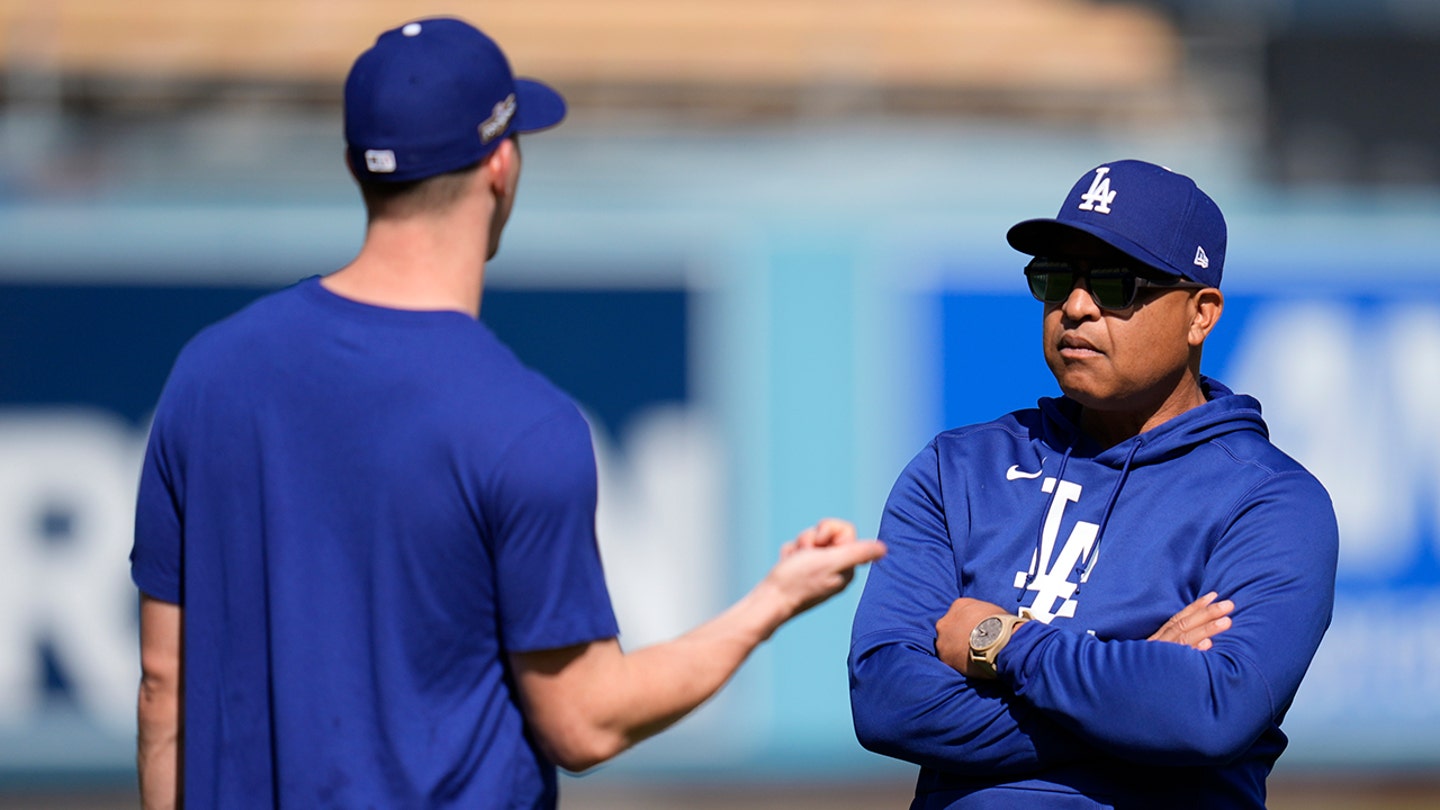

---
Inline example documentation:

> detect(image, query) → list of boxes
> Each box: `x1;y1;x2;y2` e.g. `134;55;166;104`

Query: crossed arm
934;591;1235;680
849;591;1235;776
510;519;885;771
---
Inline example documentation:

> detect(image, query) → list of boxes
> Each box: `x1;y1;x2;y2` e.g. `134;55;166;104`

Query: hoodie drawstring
1016;435;1144;603
1018;443;1074;603
1072;437;1143;596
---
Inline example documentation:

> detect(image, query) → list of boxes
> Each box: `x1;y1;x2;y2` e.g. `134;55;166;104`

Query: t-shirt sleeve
131;404;184;605
488;405;619;653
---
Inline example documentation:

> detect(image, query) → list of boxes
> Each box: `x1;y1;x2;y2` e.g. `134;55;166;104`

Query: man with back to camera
131;17;885;809
848;160;1338;808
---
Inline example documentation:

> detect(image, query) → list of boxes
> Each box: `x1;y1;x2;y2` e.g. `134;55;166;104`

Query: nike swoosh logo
1006;465;1043;481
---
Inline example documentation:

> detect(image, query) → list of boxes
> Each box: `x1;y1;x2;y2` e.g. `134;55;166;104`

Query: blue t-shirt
132;277;619;809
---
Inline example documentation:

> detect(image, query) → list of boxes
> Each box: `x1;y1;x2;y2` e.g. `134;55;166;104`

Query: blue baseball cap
344;17;566;183
1006;160;1226;287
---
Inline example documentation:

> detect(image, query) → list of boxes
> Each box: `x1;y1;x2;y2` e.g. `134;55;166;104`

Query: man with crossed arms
850;160;1337;808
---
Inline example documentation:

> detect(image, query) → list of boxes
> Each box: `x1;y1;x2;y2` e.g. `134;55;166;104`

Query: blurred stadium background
3;0;1440;806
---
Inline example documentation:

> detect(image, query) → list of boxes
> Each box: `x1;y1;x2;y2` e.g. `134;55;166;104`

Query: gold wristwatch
968;613;1030;679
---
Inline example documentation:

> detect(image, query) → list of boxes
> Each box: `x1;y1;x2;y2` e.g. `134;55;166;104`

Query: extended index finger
820;539;886;569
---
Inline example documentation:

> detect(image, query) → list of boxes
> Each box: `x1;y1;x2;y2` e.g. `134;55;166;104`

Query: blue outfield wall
1;125;1438;784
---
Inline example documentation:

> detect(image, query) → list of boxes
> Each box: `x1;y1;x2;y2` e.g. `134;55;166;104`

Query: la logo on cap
1078;167;1117;214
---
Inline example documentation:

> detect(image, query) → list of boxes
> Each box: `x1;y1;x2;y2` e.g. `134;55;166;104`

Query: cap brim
512;78;567;134
1006;218;1185;279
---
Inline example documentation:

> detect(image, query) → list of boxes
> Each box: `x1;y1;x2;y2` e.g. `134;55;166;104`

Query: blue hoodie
849;379;1337;809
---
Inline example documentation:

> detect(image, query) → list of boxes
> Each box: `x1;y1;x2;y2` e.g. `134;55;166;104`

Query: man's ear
1188;288;1224;347
482;139;517;194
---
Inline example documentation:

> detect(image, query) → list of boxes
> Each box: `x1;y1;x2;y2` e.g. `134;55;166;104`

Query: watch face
970;616;1004;650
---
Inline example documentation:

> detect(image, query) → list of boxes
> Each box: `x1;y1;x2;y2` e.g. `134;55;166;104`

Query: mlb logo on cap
344;17;567;183
364;150;397;173
1006;159;1227;287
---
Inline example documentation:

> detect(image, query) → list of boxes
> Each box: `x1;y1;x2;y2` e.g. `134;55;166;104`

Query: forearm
850;631;1092;774
516;575;799;771
137;594;182;810
610;579;792;743
1003;626;1272;764
514;526;882;771
137;675;181;810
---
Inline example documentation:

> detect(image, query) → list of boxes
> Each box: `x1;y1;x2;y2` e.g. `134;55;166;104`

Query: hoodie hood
1036;376;1269;469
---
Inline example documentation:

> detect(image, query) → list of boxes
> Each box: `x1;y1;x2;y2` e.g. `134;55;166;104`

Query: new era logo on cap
343;17;568;183
1006;159;1227;288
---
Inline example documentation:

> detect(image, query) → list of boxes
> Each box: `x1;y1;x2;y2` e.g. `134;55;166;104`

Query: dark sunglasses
1024;258;1208;310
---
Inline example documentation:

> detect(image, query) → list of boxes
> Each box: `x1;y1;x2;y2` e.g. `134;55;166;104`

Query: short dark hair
356;160;481;222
